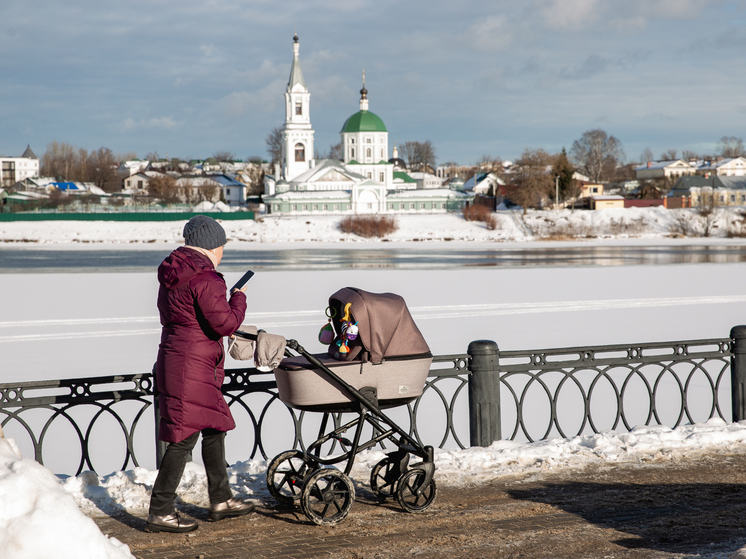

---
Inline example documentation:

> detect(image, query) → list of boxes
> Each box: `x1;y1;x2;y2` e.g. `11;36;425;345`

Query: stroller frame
237;331;437;526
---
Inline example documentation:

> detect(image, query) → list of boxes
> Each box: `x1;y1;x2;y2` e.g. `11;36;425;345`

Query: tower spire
359;70;369;111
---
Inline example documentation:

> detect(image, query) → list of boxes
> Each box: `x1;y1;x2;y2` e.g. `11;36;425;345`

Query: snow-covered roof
290;159;364;184
634;160;693;171
387;188;471;199
267;190;351;201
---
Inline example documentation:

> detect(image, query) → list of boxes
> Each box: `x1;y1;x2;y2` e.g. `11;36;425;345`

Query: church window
295;102;302;115
366;148;371;158
379;172;384;182
323;204;328;210
366;172;372;179
380;149;384;159
410;203;415;210
366;138;372;144
295;143;305;162
388;203;393;210
303;204;308;211
367;203;373;210
350;138;355;144
351;148;355;159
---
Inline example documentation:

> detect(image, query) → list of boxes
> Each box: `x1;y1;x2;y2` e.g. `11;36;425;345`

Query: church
263;35;471;215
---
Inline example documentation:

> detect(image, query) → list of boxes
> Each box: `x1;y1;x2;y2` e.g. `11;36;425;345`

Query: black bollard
468;340;501;447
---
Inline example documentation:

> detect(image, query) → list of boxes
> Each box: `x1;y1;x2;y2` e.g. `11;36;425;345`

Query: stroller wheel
370;457;399;499
266;450;315;506
396;468;437;513
300;468;355;526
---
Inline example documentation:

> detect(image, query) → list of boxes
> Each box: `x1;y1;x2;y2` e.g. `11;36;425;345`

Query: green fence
0;211;254;222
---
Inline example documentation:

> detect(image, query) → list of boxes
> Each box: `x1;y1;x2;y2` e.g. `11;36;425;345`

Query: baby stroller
254;287;436;526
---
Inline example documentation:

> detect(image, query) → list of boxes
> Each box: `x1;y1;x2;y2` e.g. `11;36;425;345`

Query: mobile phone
231;270;255;291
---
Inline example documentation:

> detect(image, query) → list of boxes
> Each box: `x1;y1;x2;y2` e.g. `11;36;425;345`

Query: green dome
341;110;387;133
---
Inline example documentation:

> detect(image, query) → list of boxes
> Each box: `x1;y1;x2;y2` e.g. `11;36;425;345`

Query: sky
1;0;746;166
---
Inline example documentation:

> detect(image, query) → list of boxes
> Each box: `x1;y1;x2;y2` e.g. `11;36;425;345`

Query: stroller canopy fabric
329;287;430;363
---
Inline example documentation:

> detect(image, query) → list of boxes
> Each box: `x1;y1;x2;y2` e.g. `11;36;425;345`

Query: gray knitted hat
183;215;227;250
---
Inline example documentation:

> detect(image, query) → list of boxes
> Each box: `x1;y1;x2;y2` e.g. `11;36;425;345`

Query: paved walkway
94;453;746;559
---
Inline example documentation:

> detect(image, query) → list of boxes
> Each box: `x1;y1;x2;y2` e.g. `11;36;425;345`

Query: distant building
669;175;746;206
263;35;472;215
697;157;746;177
634;160;696;180
0;146;39;188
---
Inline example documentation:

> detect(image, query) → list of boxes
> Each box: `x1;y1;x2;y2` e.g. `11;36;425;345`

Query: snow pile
61;419;746;519
1;206;743;245
0;430;133;559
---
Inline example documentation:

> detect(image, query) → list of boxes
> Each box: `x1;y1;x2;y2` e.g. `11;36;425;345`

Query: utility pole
555;174;560;212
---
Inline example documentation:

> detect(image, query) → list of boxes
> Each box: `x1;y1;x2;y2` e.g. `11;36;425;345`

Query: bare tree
476;154;502;173
329;142;343;160
148;174;181;204
89;147;119;191
504;148;554;215
212;151;235;162
718;136;745;158
41;140;77;180
265;127;283;164
661;149;678;161
570;129;625;182
198;180;219;202
640;147;655;165
682;149;699;161
694;189;720;237
400;140;437;173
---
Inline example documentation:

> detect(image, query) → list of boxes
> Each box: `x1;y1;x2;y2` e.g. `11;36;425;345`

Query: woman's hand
231;285;248;294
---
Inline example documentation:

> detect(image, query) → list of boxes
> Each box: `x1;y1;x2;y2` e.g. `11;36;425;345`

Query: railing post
152;365;166;468
468;340;501;447
731;326;746;422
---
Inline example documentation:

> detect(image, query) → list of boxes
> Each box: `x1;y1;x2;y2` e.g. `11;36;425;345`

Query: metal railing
1;329;742;476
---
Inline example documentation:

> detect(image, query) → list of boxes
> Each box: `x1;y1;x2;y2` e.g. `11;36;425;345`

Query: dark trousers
149;428;233;516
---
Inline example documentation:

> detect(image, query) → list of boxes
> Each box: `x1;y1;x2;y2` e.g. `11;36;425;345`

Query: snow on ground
0;430;134;559
5;418;746;558
0;206;743;245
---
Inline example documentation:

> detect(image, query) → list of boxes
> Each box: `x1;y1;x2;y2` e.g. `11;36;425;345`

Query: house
669;175;746;207
463;172;503;195
697;157;746;177
579;182;604;197
1;146;40;189
118;160;150;176
591;195;625;209
408;172;444;189
122;172;152;193
634;160;696;180
208;174;247;207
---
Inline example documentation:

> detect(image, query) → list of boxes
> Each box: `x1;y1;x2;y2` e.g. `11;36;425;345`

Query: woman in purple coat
147;216;254;533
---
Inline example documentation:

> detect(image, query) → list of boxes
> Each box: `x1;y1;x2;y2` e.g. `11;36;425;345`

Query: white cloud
219;79;285;117
122;117;178;131
534;0;601;30
468;15;513;50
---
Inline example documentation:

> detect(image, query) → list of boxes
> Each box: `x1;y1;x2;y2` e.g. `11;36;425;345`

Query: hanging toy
318;306;336;345
337;303;355;353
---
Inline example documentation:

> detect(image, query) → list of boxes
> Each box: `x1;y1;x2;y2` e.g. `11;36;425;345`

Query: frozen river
3;244;746;272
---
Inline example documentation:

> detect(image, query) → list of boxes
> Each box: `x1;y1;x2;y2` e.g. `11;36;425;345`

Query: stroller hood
328;287;430;363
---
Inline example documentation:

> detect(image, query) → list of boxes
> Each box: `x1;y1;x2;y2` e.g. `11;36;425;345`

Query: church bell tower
282;33;315;181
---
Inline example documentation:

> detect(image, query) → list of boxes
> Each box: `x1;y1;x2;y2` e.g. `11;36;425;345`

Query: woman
147;215;254;533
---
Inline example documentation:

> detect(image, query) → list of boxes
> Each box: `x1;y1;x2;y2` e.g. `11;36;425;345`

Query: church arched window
366;148;371;158
295;143;305;162
351;148;355;159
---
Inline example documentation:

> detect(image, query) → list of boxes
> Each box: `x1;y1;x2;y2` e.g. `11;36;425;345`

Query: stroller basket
273;287;433;411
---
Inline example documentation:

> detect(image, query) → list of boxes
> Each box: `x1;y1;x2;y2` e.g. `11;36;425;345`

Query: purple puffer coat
155;246;247;443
